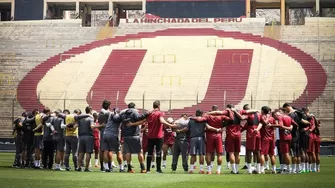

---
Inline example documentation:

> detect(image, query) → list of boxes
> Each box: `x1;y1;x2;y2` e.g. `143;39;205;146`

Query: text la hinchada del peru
126;18;243;24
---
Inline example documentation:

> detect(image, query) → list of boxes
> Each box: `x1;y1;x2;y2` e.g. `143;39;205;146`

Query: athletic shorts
23;132;34;150
246;136;261;151
189;137;205;155
280;140;291;153
290;141;300;157
123;136;141;154
299;133;309;150
225;134;241;153
54;138;65;152
314;138;321;153
206;133;223;154
33;135;43;150
142;137;148;154
261;139;275;155
78;136;94;154
102;135;120;152
164;135;175;147
94;139;100;152
307;134;315;153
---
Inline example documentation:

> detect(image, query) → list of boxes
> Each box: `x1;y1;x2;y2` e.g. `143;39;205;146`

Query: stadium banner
124;17;244;24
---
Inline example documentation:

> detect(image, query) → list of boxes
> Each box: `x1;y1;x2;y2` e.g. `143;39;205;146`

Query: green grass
0;153;334;188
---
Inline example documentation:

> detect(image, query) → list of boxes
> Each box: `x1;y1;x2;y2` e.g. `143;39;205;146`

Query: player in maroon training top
193;109;233;174
302;108;318;172
162;117;175;169
128;100;176;173
259;106;276;174
272;110;293;174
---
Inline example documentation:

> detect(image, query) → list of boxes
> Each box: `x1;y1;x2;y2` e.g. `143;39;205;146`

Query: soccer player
238;105;262;174
120;102;148;173
127;100;176;173
22;112;35;168
192;109;233;174
92;112;100;168
12;113;26;168
162;118;175;169
171;114;189;173
272;110;293;174
302;108;317;172
50;109;66;170
275;126;283;171
41;110;54;169
98;100;112;171
57;109;91;171
102;108;124;172
77;106;95;172
259;106;276;174
141;122;156;167
282;103;310;173
314;119;321;172
187;110;207;174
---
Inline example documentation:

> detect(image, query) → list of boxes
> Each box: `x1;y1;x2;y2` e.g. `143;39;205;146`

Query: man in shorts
162;118;175;169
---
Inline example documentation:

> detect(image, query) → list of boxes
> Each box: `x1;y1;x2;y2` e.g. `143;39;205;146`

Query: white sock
227;161;231;167
95;159;99;165
293;164;297;172
257;163;261;173
200;165;204;171
288;165;291;173
282;164;287;172
302;163;306;171
232;163;236;173
236;164;239;173
217;165;221;173
34;160;37;167
210;161;214;168
265;160;269;168
207;165;212;172
272;165;276;172
246;163;250;169
120;164;124;170
55;163;59;169
312;163;316;171
151;161;155;166
124;161;127;165
103;162;109;170
280;164;284;170
260;165;264;173
38;160;41;167
317;164;320;171
112;161;115;166
190;164;194;171
163;160;166;166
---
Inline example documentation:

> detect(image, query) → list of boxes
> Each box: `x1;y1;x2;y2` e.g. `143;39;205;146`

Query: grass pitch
0;153;334;188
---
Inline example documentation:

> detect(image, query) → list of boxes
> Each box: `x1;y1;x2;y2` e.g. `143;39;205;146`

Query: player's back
78;117;94;137
204;115;223;129
104;114;121;137
147;110;164;139
260;116;275;140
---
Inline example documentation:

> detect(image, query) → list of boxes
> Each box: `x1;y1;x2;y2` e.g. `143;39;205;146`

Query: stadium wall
14;0;44;20
146;0;246;18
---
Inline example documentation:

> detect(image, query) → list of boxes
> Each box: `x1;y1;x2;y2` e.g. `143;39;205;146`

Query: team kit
12;100;321;174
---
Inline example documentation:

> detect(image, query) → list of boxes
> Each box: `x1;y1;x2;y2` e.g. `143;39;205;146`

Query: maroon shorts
261;139;275;155
307;134;315;153
314;138;321;153
142;138;148;153
246;136;261;151
226;134;241;153
94;139;100;152
206;133;223;154
280;140;291;154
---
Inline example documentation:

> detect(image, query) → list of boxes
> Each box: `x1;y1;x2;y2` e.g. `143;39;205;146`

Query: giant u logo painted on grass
17;28;327;113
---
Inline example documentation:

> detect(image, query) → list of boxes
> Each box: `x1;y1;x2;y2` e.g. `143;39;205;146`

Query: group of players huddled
11;100;321;174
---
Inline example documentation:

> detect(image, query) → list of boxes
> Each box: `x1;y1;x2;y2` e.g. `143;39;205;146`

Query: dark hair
74;109;80;114
102;100;111;110
243;104;249;110
282;103;291;108
43;107;50;114
212;105;219;111
21;112;27;117
55;109;62;114
226;104;234;109
128;102;135;109
261;106;271;114
153;100;160;108
63;109;70;114
180;113;187;117
196;109;203;117
32;109;39;115
302;108;309;113
85;106;92;114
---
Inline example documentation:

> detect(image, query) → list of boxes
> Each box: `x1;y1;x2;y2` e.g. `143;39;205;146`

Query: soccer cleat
66;167;71;171
242;165;248;169
124;164;128;169
146;171;151;174
189;171;194;174
76;168;82;172
156;170;163;174
128;169;135;173
317;170;320;172
206;171;212;175
119;169;126;173
151;165;155;169
199;170;205;174
84;168;92;172
162;165;166;169
104;169;111;172
112;164;117;168
216;171;221;175
140;169;147;173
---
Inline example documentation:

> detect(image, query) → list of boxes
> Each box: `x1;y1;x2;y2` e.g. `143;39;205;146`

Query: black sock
140;163;145;170
146;156;152;171
108;161;111;169
156;156;162;171
100;161;103;170
128;164;132;171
